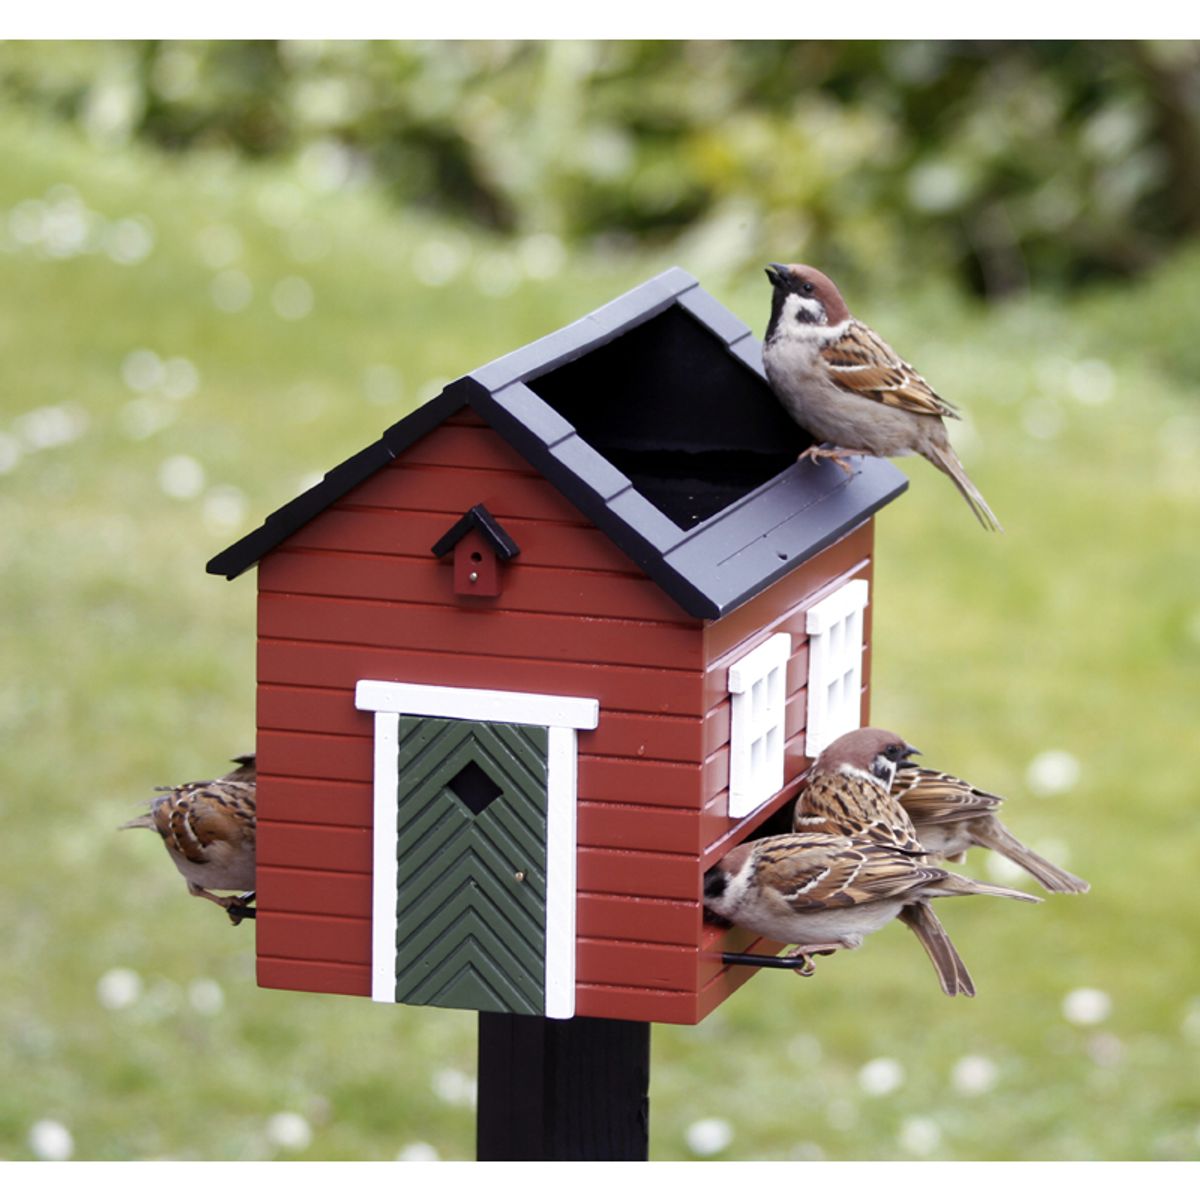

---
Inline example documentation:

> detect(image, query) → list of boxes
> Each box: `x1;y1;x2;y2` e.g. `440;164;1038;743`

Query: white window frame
354;680;599;1021
804;578;869;758
727;633;791;819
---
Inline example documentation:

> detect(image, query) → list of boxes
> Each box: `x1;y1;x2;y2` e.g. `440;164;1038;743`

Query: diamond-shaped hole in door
446;759;503;816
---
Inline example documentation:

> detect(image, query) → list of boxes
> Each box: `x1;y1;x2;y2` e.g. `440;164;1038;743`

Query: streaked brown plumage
892;763;1089;894
785;727;1042;995
763;262;1002;531
795;728;925;853
703;830;1039;996
123;754;257;923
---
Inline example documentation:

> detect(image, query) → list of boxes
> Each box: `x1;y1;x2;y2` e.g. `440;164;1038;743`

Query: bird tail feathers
972;816;1090;894
898;901;976;997
932;872;1042;903
924;442;1004;532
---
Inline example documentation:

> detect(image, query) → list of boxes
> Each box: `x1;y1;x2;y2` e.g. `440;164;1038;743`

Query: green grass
2;105;1199;1162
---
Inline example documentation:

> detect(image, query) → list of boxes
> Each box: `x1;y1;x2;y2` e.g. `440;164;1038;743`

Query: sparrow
792;726;926;853
122;754;257;924
789;726;981;994
892;763;1090;894
703;830;1039;996
762;262;1002;531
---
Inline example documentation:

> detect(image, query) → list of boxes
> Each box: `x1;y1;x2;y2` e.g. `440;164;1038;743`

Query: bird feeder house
208;267;908;1026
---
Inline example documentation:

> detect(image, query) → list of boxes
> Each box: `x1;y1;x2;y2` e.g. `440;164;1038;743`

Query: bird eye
802;282;814;294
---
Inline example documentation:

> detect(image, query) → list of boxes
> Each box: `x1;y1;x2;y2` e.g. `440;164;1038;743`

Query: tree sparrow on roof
892;763;1089;894
704;830;1039;996
122;754;257;923
762;263;1002;531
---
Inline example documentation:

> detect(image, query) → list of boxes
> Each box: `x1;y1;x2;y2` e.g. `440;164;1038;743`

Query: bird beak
765;263;789;288
899;745;923;768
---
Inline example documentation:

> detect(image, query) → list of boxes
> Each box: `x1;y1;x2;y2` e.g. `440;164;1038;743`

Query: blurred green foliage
1;40;1198;295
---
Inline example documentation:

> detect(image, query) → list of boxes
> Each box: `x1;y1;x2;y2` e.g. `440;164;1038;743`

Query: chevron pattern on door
393;716;549;1015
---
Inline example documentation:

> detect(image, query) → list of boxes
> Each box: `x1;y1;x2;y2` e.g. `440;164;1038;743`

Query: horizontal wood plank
282;505;654;579
257;589;702;671
258;912;371;965
257;956;371;998
576;938;698;992
257;866;372;917
261;547;692;626
257;640;706;717
259;684;706;764
576;894;699;946
574;984;698;1025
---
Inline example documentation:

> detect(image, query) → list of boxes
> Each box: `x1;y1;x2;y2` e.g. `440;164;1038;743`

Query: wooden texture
476;1013;650;1161
251;416;878;1023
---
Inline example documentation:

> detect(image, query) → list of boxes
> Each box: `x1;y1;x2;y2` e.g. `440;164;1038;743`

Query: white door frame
355;680;599;1020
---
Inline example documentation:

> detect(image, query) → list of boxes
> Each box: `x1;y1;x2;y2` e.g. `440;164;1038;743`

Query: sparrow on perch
122;754;257;924
785;725;1022;995
703;830;1038;997
891;763;1089;894
762;262;1002;531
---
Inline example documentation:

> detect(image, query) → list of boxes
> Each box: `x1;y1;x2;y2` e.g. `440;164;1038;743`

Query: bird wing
891;765;1003;828
752;833;943;911
154;781;256;865
820;321;960;419
795;771;926;855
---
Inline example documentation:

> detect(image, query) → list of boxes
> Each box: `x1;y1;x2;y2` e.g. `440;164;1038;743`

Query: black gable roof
207;267;907;619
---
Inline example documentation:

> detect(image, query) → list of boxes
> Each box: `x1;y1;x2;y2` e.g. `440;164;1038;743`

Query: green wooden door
393;715;548;1015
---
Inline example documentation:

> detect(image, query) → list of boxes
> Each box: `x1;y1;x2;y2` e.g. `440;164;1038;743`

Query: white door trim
356;680;599;1020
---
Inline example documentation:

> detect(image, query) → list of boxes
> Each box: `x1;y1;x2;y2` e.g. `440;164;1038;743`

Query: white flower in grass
97;966;143;1010
265;1111;312;1152
106;215;155;264
29;1119;74;1160
162;357;200;401
188;978;225;1015
858;1056;904;1096
1067;359;1115;406
951;1054;998;1095
984;851;1028;886
431;1067;477;1108
685;1117;733;1156
898;1116;941;1156
159;454;206;500
0;432;24;474
212;269;253;313
122;348;165;393
413;238;468;287
1062;987;1112;1026
272;276;314;321
17;404;89;451
197;223;243;270
203;485;249;533
396;1141;440;1161
1026;749;1080;796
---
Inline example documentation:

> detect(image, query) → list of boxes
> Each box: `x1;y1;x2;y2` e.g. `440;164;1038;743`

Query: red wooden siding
252;415;877;1025
692;520;876;1023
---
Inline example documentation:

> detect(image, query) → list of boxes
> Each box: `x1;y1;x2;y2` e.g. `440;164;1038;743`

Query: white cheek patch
777;294;825;326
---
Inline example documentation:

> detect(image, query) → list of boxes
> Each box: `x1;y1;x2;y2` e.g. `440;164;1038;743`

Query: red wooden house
208;267;907;1025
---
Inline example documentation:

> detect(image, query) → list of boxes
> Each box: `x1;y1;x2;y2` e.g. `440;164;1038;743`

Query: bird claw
225;892;257;925
798;444;857;476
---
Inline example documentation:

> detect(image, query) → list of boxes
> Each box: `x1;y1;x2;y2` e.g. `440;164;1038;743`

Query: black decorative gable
208;268;907;619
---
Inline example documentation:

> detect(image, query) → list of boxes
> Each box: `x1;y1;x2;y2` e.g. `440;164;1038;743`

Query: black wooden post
476;1013;651;1160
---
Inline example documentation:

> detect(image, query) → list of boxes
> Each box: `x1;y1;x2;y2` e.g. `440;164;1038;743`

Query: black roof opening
525;304;812;530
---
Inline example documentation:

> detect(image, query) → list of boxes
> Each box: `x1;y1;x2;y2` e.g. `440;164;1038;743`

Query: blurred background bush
2;40;1198;294
2;39;1198;1164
